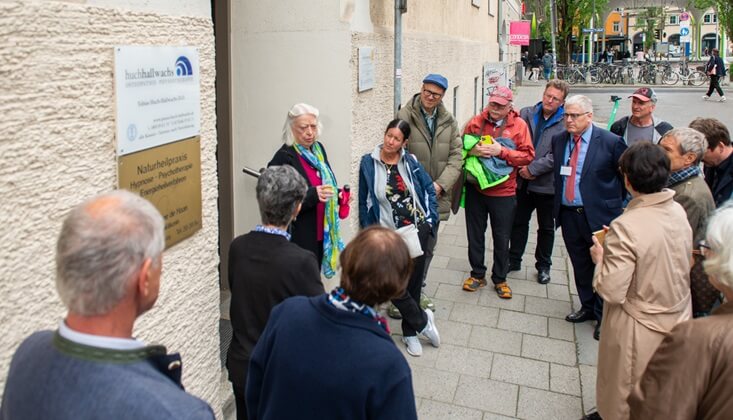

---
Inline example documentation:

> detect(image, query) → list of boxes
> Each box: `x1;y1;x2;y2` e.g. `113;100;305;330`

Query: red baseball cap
489;86;513;105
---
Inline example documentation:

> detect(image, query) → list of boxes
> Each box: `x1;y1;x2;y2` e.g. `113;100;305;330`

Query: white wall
0;0;222;415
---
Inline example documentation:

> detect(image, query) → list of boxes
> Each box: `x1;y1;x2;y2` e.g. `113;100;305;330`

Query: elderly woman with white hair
660;127;717;317
268;103;346;278
629;203;733;419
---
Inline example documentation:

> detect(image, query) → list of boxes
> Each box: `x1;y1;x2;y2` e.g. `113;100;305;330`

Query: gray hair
281;103;323;146
704;202;733;291
56;190;165;316
564;95;593;113
257;165;308;227
662;127;708;165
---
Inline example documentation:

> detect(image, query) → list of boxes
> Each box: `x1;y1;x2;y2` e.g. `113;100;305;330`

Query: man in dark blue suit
551;95;627;340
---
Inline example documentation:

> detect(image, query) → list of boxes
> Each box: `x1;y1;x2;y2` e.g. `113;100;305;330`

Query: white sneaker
703;95;709;100
721;96;727;102
420;309;441;348
402;336;422;357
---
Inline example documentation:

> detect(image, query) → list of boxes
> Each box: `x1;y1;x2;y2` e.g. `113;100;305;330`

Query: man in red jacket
461;87;535;299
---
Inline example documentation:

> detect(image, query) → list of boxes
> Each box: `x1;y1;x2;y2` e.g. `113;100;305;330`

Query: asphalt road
568;86;732;130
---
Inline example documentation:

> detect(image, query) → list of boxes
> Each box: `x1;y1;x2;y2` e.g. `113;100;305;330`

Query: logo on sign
680;27;690;36
680;12;689;21
175;56;193;77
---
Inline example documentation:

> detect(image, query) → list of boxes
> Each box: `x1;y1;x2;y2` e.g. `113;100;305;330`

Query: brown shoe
463;277;487;292
494;282;512;299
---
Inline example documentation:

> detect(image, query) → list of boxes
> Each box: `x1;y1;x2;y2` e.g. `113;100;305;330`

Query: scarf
253;224;291;241
294;142;344;278
327;287;390;333
667;165;701;187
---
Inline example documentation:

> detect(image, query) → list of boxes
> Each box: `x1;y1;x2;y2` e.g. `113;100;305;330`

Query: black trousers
232;381;248;420
509;184;555;270
706;75;725;97
559;207;603;321
392;222;432;336
421;220;439;285
465;186;517;284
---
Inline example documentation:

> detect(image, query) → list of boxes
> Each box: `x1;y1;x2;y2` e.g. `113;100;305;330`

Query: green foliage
634;7;666;50
691;0;733;41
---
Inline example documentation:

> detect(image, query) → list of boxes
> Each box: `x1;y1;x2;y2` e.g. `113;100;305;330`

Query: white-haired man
1;190;214;420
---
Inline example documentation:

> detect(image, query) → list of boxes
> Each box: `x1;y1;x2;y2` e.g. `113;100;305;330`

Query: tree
634;7;666;51
691;0;733;46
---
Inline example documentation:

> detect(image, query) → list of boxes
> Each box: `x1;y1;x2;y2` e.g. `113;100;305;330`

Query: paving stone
490;354;549;389
547;283;571;302
447;257;472;272
497;310;548;336
453;374;519;417
521;335;577;366
434;318;473;346
550;363;582;396
435;242;469;260
430;255;450;269
438;233;459;246
579;364;597;413
454;234;469;247
410;364;460;403
549;269;569;285
392;335;439;368
524;296;572;319
550;256;568;270
428;267;469;287
430;297;455;320
548;318;575;342
423;279;439;297
435;344;493;377
415;397;423;411
418;399;484;420
506;267;528;280
449;302;500;327
482;413;518;420
506;279;547;298
575;322;599;366
442;224;466;237
516;387;582;420
468;326;523;356
478;290;526;312
435;282;480;304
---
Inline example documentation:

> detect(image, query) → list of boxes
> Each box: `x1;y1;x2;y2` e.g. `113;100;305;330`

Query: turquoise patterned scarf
294;142;344;278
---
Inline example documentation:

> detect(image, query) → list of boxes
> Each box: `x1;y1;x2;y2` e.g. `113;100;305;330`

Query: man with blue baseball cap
394;73;463;318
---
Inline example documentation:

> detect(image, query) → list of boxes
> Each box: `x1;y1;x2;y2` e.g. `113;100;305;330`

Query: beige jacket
593;189;693;420
628;301;733;420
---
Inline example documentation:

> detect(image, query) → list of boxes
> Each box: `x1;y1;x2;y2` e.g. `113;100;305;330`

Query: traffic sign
680;12;689;21
582;28;604;33
680;27;690;36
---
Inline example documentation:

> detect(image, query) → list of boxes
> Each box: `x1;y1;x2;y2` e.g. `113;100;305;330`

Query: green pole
607;97;621;130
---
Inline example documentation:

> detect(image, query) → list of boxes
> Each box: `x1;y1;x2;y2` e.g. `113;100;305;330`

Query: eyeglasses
698;240;713;258
564;112;590;120
422;88;444;99
543;93;563;103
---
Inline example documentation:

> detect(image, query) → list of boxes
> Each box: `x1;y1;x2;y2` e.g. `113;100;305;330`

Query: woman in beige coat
588;142;693;420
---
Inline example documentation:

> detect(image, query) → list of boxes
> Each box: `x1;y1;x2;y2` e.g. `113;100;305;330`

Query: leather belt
561;205;584;214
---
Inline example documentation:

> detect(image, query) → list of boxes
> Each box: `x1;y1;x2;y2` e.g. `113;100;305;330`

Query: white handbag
396;224;423;258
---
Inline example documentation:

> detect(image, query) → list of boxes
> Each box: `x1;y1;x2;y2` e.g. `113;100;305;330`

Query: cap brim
489;97;510;105
629;94;652;102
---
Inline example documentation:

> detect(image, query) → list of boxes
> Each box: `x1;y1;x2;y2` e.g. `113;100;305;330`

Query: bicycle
661;60;708;86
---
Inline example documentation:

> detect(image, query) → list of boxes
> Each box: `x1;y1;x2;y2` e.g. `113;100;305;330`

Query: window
453;86;459;122
488;0;494;17
472;0;481;7
704;13;717;24
613;21;620;32
669;15;678;25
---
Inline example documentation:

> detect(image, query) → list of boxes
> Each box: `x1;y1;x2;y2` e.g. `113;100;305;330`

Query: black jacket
226;231;324;388
610;116;673;145
268;142;334;259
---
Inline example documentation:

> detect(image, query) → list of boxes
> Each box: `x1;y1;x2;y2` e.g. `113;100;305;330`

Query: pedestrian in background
691;117;733;207
542;51;553;80
703;48;726;102
358;119;440;357
509;80;569;285
268;103;346;278
226;166;325;420
0;190;215;420
659;128;717;317
246;226;419;420
628;203;733;420
590;142;692;420
551;95;627;340
396;73;463;317
461;87;534;299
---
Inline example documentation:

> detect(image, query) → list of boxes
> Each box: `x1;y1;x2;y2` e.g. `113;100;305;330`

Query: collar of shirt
253;224;291;241
58;320;145;350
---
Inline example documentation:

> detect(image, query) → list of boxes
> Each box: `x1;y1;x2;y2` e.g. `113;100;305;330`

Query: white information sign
680;20;691;43
114;46;200;156
358;47;375;92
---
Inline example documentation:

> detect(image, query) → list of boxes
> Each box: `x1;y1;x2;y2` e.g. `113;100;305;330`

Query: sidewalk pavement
385;83;600;419
389;208;599;420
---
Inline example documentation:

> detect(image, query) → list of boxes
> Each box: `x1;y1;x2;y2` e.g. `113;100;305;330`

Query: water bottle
338;185;351;219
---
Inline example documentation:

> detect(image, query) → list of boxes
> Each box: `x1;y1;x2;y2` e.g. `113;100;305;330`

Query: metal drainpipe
498;0;504;61
550;0;558;77
394;0;406;117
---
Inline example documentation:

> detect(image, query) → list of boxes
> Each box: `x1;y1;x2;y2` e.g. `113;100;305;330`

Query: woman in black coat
268;103;346;278
703;48;726;102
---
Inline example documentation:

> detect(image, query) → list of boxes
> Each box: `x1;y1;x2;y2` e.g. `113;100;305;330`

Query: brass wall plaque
118;136;202;249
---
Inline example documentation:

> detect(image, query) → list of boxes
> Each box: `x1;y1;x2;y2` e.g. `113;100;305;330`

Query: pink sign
509;21;531;46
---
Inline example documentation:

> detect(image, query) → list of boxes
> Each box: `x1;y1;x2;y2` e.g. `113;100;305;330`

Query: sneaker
387;303;402;319
419;309;440;348
508;261;522;272
703;95;709;100
462;276;487;292
495;282;513;299
721;96;727;102
419;293;436;312
402;335;422;357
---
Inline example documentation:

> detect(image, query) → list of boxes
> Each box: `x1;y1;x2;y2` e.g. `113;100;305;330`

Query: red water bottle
338;185;351;219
